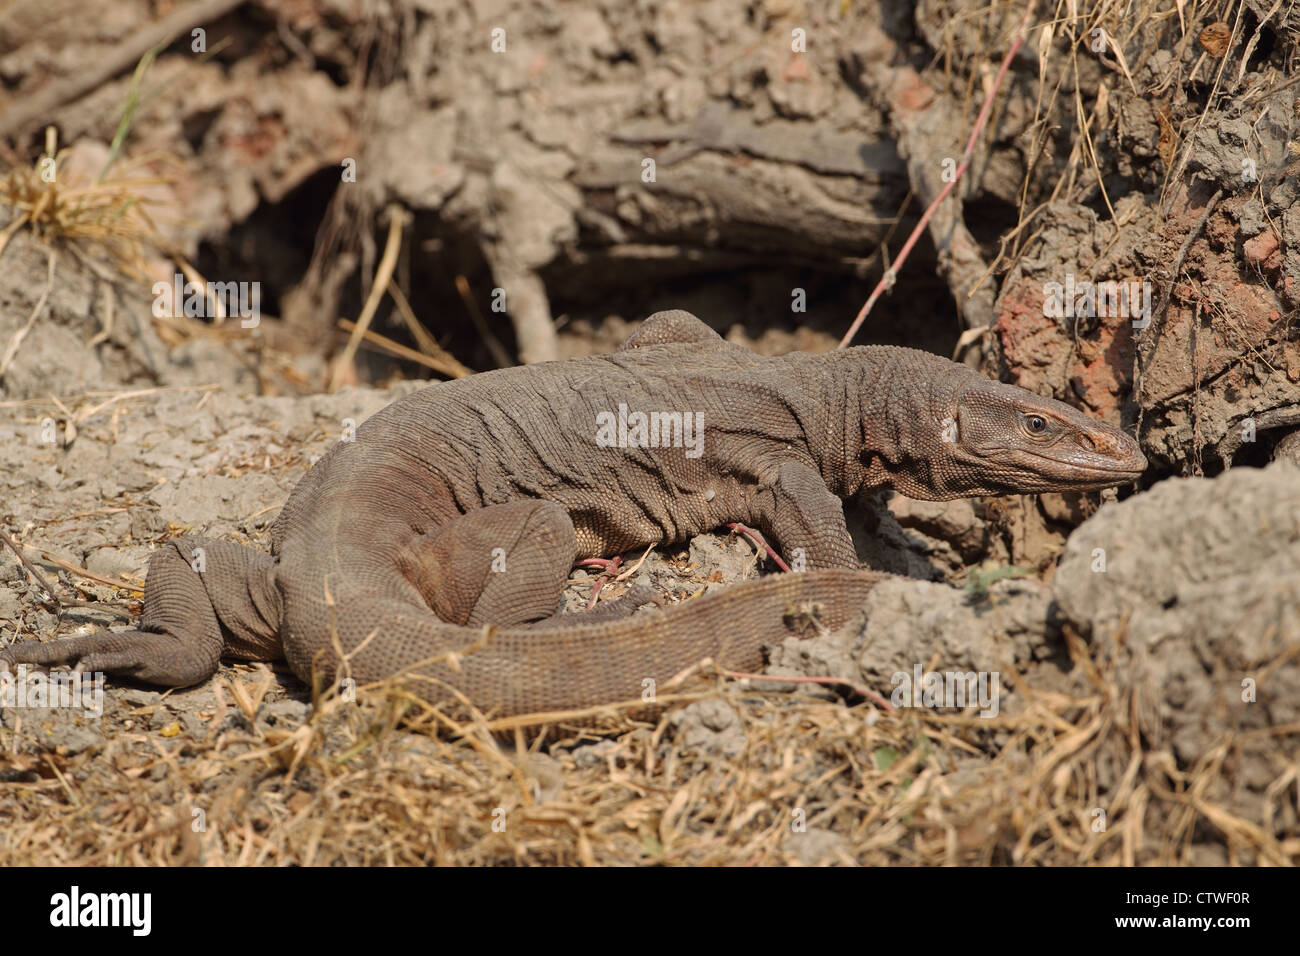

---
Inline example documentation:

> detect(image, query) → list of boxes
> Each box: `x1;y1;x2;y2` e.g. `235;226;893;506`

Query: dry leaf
1199;21;1231;57
1155;104;1178;169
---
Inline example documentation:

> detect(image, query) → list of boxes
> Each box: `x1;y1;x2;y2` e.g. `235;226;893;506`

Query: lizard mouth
972;431;1146;473
994;446;1147;483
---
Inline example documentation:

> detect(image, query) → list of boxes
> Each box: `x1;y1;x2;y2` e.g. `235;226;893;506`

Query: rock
785;827;853;865
1053;463;1300;760
769;575;1060;718
0;705;106;756
668;700;746;759
571;738;622;769
1243;229;1280;269
120;689;163;707
1236;199;1266;236
1275;431;1300;465
261;698;310;725
84;547;149;581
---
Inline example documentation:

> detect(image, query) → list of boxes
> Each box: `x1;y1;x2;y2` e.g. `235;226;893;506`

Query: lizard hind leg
0;537;281;687
399;500;579;628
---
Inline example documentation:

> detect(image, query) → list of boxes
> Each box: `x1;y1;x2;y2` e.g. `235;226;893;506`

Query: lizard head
946;378;1146;495
893;376;1147;500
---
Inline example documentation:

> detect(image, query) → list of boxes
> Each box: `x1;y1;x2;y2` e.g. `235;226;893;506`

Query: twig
0;539;127;627
330;205;407;391
0;248;56;376
721;669;896;714
87;282;115;348
35;549;144;594
1134;186;1224;440
611;545;654;583
384;280;475;377
61;598;134;620
727;522;792;573
1149;188;1224;328
454;275;513;369
336;318;469;380
177;258;226;322
0;383;218;411
1165;2;1247;193
0;526;62;611
839;0;1036;348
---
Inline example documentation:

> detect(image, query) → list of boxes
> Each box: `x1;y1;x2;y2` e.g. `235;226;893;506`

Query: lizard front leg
746;461;859;571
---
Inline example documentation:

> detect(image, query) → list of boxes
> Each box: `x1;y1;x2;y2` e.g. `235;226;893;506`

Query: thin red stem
839;0;1037;349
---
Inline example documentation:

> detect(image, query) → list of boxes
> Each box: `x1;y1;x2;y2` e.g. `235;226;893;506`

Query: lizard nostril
1078;434;1096;452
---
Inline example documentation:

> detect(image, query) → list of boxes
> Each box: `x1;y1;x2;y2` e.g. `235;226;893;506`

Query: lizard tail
291;569;887;719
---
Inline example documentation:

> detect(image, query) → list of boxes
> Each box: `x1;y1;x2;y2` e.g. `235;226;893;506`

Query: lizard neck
810;346;971;500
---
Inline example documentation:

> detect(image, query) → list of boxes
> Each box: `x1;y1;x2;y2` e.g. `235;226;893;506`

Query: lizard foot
592;583;661;616
0;629;217;686
531;584;660;628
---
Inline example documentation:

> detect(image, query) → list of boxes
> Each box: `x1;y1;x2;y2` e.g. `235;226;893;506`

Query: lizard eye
1025;414;1048;434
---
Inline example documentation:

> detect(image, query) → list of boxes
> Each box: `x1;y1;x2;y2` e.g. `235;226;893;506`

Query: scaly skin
1;311;1145;718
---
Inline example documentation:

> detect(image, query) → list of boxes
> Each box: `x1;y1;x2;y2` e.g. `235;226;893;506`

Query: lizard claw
1;634;124;673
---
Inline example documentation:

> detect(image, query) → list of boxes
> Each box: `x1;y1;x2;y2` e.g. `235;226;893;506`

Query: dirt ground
0;0;1296;866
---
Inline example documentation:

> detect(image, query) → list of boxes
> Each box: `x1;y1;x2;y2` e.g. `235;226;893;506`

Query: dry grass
0;50;181;281
0;50;208;361
1;637;1294;866
0;147;172;279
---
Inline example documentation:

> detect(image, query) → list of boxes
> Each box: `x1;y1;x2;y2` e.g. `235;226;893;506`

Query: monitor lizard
1;311;1146;718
